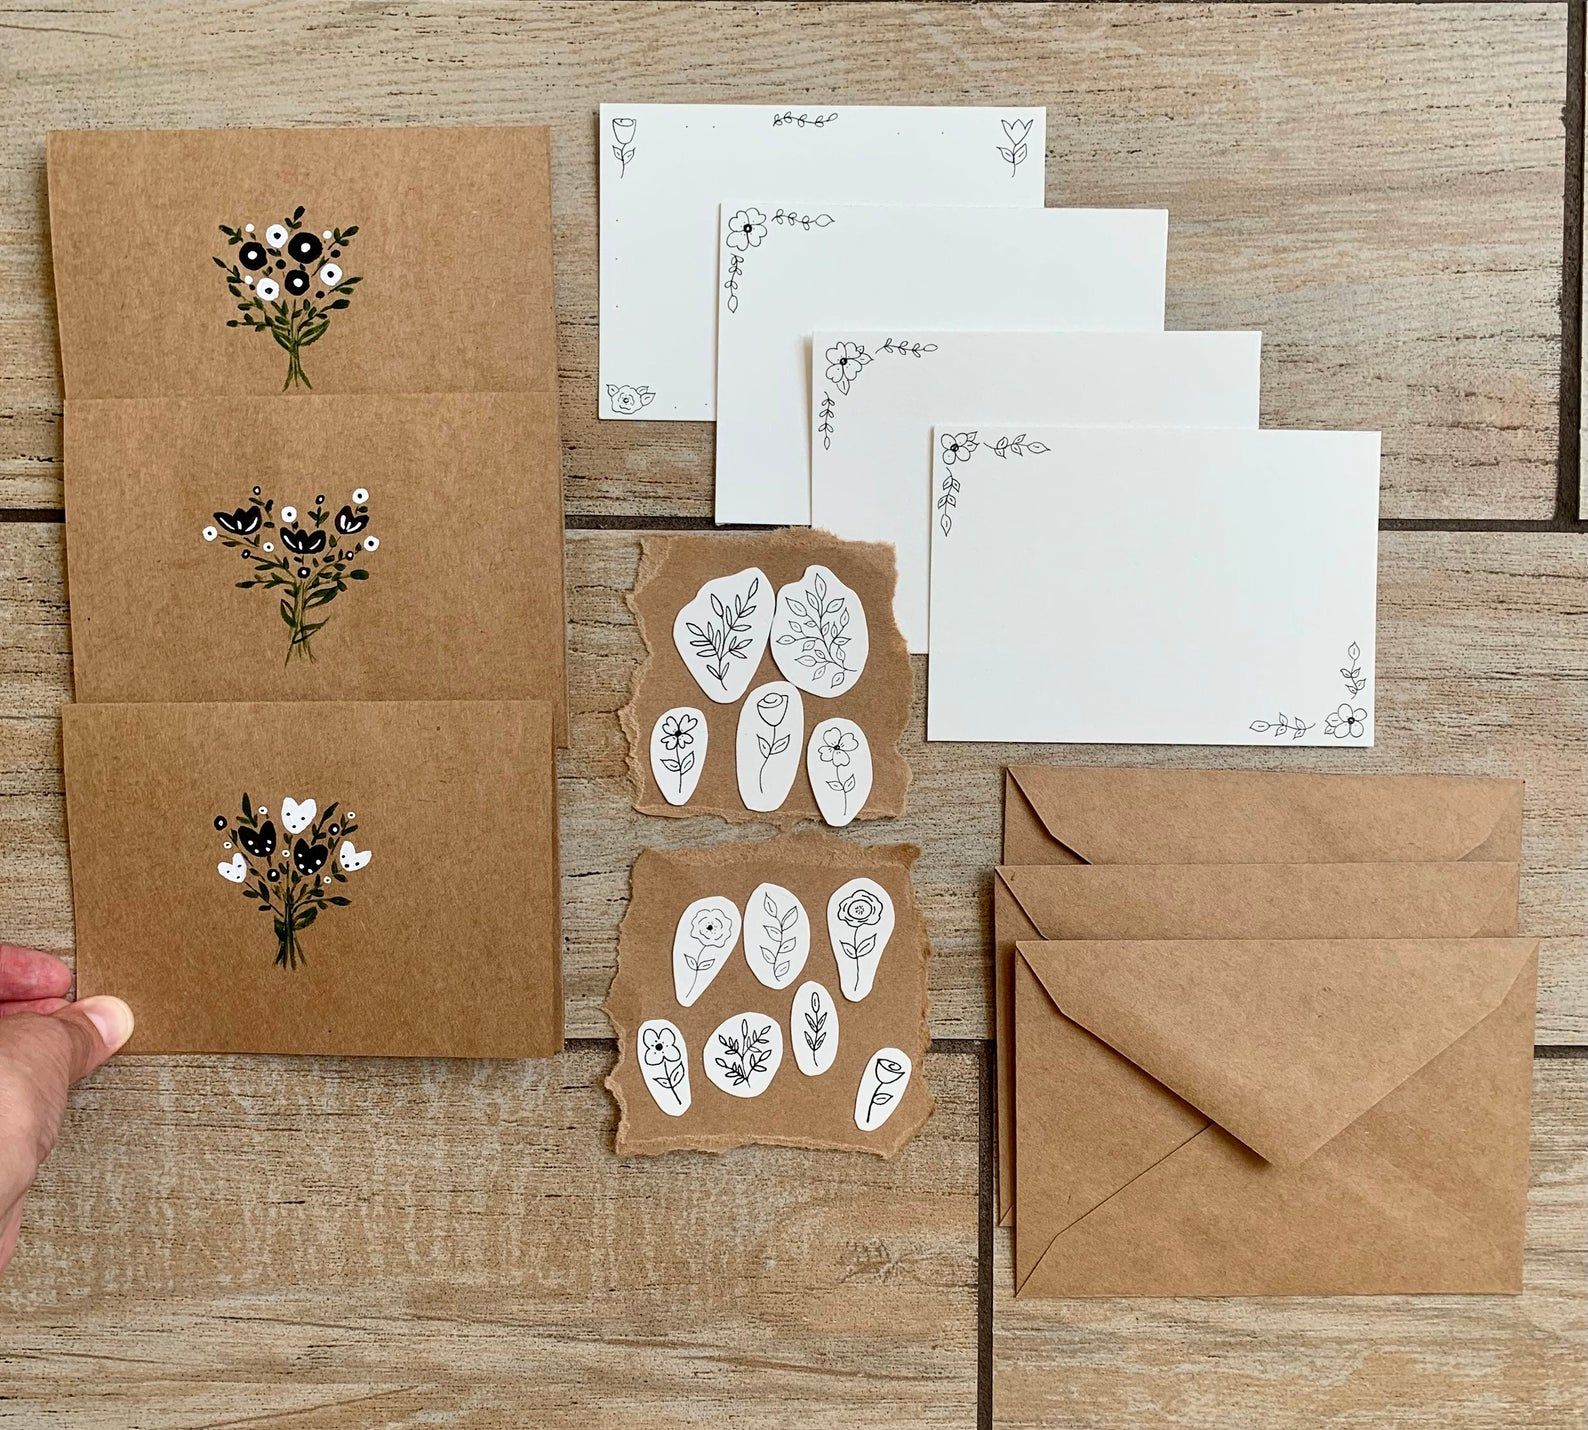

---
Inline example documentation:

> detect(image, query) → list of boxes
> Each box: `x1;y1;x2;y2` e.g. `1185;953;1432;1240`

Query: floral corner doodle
1249;641;1371;742
203;485;378;665
817;337;939;450
606;383;656;415
213;792;370;970
215;207;362;390
998;116;1034;178
611;115;637;175
722;206;833;315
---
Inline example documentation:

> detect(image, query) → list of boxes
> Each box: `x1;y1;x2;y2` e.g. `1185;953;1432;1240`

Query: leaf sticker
671;895;742;1008
791;980;839;1077
649;705;707;806
770;564;869;697
637;1017;692;1117
827;877;895;1002
744;882;810;990
703;1011;784;1099
855;1047;913;1131
672;567;773;704
806;717;872;827
735;680;803;813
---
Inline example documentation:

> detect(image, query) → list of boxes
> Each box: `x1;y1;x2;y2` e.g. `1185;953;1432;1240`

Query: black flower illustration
215;505;263;536
940;431;979;465
215;206;362;391
725;207;767;252
1325;704;1368;740
824;341;872;396
606;383;656;415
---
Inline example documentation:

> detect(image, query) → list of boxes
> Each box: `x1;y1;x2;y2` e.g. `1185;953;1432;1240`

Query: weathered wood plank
2;524;1584;1042
992;1056;1588;1429
0;1047;979;1426
0;2;1566;519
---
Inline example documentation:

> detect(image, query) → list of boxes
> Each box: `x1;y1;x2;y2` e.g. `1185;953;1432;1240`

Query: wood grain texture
992;1056;1588;1429
0;2;1566;519
0;1047;978;1426
3;524;1584;1043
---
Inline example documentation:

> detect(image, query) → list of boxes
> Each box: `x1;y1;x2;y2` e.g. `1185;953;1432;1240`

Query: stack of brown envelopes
997;766;1536;1297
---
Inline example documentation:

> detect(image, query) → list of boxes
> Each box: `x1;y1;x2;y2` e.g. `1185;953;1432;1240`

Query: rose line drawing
681;902;735;1004
611;115;637;176
215;207;362;391
203;484;378;665
213;791;369;970
834;885;885;995
752;687;791;793
607;383;655;414
864;1054;907;1125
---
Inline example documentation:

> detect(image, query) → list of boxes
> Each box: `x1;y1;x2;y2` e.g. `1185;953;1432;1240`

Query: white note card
598;104;1046;422
714;204;1168;527
809;330;1263;650
927;426;1382;747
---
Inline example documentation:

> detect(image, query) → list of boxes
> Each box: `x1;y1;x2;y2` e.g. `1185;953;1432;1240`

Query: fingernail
76;996;134;1053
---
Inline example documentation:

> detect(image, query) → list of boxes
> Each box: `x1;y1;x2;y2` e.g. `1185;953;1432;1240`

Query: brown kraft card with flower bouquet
620;529;912;827
604;833;933;1157
62;699;562;1058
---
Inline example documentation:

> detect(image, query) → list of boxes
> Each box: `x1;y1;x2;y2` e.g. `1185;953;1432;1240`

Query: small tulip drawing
611;116;637;176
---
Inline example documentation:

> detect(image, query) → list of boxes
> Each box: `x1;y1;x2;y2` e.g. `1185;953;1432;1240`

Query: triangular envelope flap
1005;767;1521;865
1019;938;1537;1168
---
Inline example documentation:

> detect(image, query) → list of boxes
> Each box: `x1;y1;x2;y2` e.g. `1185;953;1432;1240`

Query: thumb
47;997;135;1083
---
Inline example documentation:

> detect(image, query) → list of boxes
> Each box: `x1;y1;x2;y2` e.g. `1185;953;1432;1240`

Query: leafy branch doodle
1249;641;1371;743
215;208;361;391
817;337;940;449
722;207;834;315
756;888;800;984
203;485;378;665
772;568;857;692
998;116;1034;178
772;111;838;128
687;576;761;688
801;989;829;1059
792;979;839;1076
213;792;370;971
713;1017;775;1089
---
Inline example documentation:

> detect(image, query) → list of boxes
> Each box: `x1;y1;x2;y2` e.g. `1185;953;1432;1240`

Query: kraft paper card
47;126;556;397
598;103;1045;421
808;330;1263;650
1002;766;1526;868
604;834;932;1157
993;860;1522;1226
621;528;911;828
928;426;1381;745
63;392;568;740
714;205;1168;525
1014;937;1536;1295
63;700;562;1058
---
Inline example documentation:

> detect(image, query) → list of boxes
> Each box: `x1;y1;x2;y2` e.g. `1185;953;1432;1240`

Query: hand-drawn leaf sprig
773;569;854;691
202;483;379;665
685;576;761;688
757;889;799;984
215;207;362;391
801;989;829;1057
713;1017;775;1088
990;433;1051;459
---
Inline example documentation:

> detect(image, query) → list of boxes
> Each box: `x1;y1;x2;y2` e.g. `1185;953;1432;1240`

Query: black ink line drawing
935;432;979;536
801;989;830;1059
877;337;939;358
215;208;362;391
863;1053;907;1127
611;115;636;176
773;569;855;691
641;1024;687;1107
751;688;793;794
770;208;835;231
1324;703;1369;740
1249;642;1370;741
937;469;961;537
680;904;735;1004
722;208;834;315
823;340;871;396
1340;640;1367;697
684;575;762;689
817;338;941;450
655;711;700;797
772;111;839;128
817;391;837;451
713;1017;775;1089
833;886;885;996
814;724;860;818
1249;712;1316;741
756;889;799;984
213;792;369;971
989;433;1051;459
997;116;1034;178
606;383;656;414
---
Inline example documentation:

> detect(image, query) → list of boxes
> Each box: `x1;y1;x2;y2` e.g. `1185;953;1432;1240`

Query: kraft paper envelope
1003;766;1525;867
63;700;562;1058
993;861;1522;1225
63;393;568;741
48;126;556;397
1013;937;1537;1296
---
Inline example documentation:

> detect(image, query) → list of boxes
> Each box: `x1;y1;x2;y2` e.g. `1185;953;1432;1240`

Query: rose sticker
671;894;742;1007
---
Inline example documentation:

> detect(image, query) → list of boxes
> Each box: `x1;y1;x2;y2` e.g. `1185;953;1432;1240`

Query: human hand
0;945;132;1273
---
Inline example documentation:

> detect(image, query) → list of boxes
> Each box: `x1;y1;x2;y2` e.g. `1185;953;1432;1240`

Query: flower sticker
828;877;895;1001
606;383;656;416
204;485;378;664
792;980;839;1077
771;564;869;696
673;567;773;704
212;791;370;970
215;206;362;390
611;115;637;176
649;706;707;806
735;680;803;813
807;717;872;827
638;1017;691;1116
724;207;767;252
855;1048;913;1132
823;341;872;396
1325;704;1368;740
671;894;742;1007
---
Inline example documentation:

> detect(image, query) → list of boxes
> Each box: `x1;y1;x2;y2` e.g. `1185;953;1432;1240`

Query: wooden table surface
0;4;1584;1427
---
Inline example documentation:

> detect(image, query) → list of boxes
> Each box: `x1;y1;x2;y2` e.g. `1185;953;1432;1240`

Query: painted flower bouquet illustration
203;485;379;665
215;207;362;390
213;792;371;970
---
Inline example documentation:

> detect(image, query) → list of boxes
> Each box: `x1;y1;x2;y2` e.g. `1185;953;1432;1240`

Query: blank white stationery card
927;426;1382;747
714;205;1169;526
809;330;1264;650
598;104;1046;421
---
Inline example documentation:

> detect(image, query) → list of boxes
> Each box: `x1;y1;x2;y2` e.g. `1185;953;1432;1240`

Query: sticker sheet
713;203;1168;525
62;699;562;1058
63;392;568;740
622;528;911;827
603;833;932;1157
47;127;556;398
597;103;1046;421
927;426;1381;745
809;329;1263;650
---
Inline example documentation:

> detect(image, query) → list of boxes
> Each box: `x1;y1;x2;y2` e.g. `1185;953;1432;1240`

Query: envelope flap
1005;766;1522;865
1018;937;1537;1167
